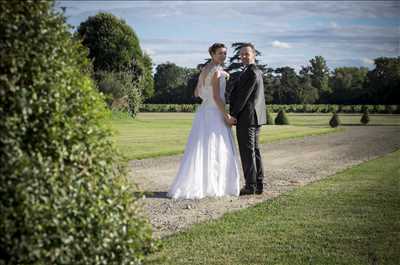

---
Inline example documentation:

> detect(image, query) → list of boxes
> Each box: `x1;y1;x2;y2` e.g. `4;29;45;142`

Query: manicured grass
107;112;344;160
288;113;400;126
107;112;399;160
149;150;400;265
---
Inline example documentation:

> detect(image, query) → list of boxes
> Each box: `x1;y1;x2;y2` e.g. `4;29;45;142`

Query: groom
228;43;267;195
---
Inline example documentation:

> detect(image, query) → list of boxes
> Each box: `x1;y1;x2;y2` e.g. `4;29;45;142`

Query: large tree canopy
76;12;156;114
330;67;368;104
76;12;143;73
309;56;331;102
366;57;400;104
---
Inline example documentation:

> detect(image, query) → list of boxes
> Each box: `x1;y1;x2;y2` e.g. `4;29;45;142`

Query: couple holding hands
168;43;267;199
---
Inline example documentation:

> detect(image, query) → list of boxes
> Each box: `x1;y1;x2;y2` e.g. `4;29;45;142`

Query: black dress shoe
256;183;264;195
239;186;256;196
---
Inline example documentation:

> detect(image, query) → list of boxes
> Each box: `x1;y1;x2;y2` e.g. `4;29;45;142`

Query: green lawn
287;113;400;126
149;150;400;265
107;112;399;160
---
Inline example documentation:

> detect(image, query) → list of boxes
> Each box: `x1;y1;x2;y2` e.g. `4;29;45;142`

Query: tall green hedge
0;2;157;264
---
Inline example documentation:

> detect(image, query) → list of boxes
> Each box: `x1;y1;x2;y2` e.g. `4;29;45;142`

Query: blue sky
56;1;399;71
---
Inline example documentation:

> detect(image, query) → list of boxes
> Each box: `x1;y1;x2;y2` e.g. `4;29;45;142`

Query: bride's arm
212;70;235;125
194;69;205;98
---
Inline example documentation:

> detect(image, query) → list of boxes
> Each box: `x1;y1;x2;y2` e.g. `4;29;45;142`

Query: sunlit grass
107;112;399;160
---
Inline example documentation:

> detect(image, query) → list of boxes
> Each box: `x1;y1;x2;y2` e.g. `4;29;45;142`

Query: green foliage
76;12;142;72
366;57;400;104
266;109;274;125
329;112;341;128
139;104;395;114
128;78;143;118
330;67;368;104
150;62;198;104
274;110;290;125
183;53;399;105
95;71;128;106
273;67;300;104
95;71;142;117
297;67;319;104
140;104;198;112
360;110;370;125
395;105;400;114
384;104;395;114
0;2;157;264
76;12;156;113
309;56;331;102
142;53;155;100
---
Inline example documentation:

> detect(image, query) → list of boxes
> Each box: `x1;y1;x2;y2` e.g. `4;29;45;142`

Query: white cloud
330;21;339;29
362;58;375;65
143;48;155;56
271;40;291;49
56;0;399;69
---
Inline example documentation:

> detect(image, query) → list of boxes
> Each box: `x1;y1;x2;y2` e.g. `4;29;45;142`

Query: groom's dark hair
208;43;226;56
241;42;256;53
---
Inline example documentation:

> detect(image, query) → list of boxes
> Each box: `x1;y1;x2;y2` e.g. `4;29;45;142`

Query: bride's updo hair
208;43;226;56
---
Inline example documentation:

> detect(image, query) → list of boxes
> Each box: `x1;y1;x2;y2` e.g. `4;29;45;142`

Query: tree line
72;12;399;117
148;53;399;106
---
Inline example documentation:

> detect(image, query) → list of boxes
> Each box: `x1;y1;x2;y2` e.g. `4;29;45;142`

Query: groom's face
240;46;256;65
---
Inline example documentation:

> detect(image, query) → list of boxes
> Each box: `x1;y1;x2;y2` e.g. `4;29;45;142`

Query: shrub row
137;104;400;114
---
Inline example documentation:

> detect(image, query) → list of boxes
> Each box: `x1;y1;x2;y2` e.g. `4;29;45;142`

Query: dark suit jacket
229;64;266;126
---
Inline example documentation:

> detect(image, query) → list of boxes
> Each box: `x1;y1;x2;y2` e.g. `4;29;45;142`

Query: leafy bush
95;71;127;107
95;71;142;117
395;105;400;114
127;78;143;118
138;104;393;114
384;105;395;114
266;109;274;125
140;104;198;112
0;2;158;264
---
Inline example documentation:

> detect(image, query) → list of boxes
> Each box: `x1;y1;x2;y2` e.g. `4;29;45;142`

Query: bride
167;43;241;200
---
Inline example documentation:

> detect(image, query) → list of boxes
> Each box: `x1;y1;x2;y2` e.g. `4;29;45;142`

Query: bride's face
212;48;227;64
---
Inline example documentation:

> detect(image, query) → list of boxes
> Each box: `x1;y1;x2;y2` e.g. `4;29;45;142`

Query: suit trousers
236;123;264;188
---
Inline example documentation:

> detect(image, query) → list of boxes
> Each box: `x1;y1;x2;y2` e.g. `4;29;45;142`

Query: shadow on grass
133;191;169;199
341;124;400;126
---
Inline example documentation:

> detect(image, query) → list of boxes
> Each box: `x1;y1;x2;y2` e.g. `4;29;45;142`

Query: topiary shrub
329;112;341;128
274;110;289;125
127;78;143;118
360;109;370;125
0;2;158;264
266;109;274;125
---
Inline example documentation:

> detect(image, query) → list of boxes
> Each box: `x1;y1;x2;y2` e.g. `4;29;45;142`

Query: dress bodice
199;65;227;108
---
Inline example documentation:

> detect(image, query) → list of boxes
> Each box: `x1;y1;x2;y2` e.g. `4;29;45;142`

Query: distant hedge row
138;104;400;114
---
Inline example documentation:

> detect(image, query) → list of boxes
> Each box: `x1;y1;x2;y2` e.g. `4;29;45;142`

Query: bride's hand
223;71;230;80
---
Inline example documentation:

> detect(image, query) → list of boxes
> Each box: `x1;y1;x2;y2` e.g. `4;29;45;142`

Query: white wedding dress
168;65;241;199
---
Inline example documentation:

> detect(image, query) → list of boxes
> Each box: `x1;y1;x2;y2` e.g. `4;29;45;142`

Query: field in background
107;112;399;160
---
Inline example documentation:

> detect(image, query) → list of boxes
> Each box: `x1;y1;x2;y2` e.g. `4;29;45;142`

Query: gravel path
128;126;400;238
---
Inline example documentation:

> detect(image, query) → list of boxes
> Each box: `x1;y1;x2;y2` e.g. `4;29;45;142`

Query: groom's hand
224;113;237;126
